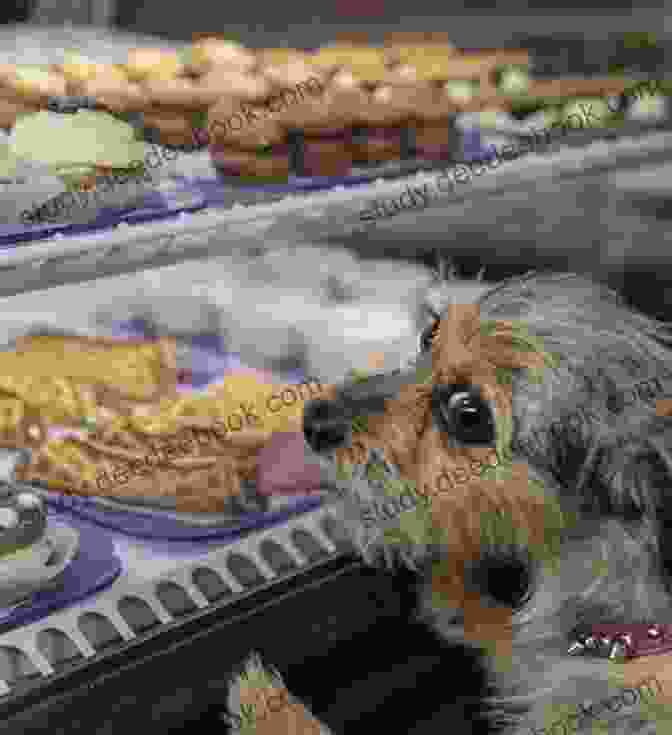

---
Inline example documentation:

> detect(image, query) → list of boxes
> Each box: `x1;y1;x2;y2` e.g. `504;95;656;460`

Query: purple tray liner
46;492;325;542
38;318;324;540
0;186;207;248
0;516;121;631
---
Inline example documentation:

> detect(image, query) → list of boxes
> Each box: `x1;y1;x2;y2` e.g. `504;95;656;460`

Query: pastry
57;53;128;85
11;109;162;223
255;47;310;69
347;84;426;164
0;66;67;106
0;396;46;449
197;67;272;103
141;76;207;110
208;96;291;179
0;96;39;129
11;335;177;403
383;31;457;64
124;48;184;81
525;76;634;101
66;76;148;113
210;144;292;182
13;372;332;512
13;423;268;513
259;58;325;92
272;89;355;177
185;38;257;76
310;43;386;75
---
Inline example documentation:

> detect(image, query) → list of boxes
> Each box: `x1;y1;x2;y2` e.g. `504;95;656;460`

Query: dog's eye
419;320;440;353
432;385;496;445
466;550;537;611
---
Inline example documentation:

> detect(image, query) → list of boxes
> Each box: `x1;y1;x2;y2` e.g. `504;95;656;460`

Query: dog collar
568;624;672;660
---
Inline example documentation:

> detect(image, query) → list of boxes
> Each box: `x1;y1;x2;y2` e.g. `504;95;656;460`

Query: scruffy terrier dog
303;272;672;735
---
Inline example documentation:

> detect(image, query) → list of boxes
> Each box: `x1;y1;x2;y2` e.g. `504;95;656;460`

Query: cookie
1;66;67;106
66;76;148;113
15;423;270;513
10;335;178;404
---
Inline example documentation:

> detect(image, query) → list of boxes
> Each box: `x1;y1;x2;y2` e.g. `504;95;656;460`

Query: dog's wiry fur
321;272;672;734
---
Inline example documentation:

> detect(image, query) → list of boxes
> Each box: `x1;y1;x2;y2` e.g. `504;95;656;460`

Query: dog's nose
303;399;352;454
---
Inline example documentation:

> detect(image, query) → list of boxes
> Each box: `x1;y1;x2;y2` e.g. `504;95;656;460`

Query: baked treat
12;334;177;403
270;88;355;177
346;83;429;164
0;96;39;129
258;58;325;92
310;43;387;76
525;76;634;101
13;371;334;512
12;109;159;223
196;67;272;103
405;85;463;159
124;48;184;81
255;48;310;69
57;53;128;86
185;38;257;76
13;425;267;513
0;66;67;107
208;104;292;181
0;396;46;449
142;108;197;147
383;31;457;64
66;76;148;113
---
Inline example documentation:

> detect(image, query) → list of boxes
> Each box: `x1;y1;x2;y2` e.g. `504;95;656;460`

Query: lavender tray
0;183;206;248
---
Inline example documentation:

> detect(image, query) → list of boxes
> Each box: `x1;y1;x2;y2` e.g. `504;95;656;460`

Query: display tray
0;124;668;304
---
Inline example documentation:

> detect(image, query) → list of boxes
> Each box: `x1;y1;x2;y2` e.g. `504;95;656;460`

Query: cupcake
208;97;291;182
185;38;257;76
11;109;159;223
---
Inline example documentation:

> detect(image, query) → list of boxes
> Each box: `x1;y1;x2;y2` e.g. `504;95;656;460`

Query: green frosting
11;110;148;171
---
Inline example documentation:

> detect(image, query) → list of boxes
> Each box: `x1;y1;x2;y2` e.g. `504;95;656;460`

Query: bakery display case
0;17;669;735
